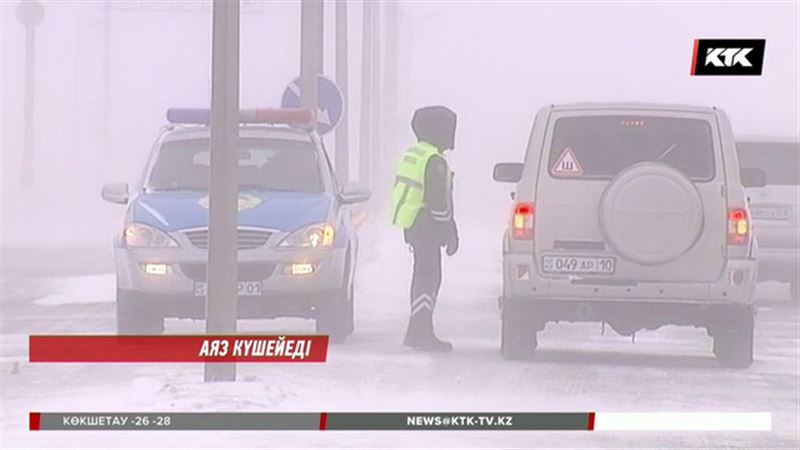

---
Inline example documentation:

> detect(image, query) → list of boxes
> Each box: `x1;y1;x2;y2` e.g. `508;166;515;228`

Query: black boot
403;313;425;349
404;293;433;349
419;333;453;352
417;309;453;353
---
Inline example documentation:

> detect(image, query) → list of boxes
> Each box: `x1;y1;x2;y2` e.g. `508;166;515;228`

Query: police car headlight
124;223;179;248
278;223;335;248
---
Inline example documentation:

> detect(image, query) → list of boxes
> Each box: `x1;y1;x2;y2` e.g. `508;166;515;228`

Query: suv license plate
542;255;616;275
193;281;263;297
750;206;791;220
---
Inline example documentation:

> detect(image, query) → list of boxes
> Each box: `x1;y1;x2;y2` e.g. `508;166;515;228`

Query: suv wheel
713;310;754;368
500;298;537;360
116;289;164;335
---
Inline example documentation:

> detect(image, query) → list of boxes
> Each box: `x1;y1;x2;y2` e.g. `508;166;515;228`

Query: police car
101;108;370;341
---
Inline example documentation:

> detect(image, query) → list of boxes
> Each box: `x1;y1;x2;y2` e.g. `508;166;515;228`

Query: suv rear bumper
499;296;755;336
503;253;757;305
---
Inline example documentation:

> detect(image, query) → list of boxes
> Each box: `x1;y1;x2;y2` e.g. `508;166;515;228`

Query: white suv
737;140;800;301
494;103;761;367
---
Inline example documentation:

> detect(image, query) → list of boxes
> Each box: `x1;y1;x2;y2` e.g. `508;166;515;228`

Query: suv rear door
533;110;727;282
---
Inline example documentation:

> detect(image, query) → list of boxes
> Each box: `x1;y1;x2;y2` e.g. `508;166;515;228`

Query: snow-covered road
2;224;799;448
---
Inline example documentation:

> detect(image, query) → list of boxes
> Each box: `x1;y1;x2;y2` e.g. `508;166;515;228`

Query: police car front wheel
116;289;165;335
315;284;354;344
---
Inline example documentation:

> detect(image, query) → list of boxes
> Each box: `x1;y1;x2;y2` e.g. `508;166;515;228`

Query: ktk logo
705;48;753;67
691;39;765;76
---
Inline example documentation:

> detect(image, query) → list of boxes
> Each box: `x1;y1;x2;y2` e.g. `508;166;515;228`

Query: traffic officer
391;105;459;352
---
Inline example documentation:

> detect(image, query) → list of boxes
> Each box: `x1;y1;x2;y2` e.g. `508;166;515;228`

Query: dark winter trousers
407;242;442;339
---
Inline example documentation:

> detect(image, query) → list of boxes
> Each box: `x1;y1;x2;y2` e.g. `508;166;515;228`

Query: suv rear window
737;142;800;185
147;138;323;193
548;116;715;180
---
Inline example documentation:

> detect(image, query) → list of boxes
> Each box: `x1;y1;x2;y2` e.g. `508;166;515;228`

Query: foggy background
2;0;799;247
2;2;799;448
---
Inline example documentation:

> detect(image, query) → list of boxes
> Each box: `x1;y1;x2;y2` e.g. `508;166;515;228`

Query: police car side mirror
339;183;371;205
740;167;766;188
493;162;523;183
101;183;129;204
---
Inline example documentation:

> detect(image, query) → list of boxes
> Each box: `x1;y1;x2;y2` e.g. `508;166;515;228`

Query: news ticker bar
28;335;328;363
29;412;771;431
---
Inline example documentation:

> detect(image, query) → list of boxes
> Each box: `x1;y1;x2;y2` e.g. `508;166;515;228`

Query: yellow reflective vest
391;141;444;229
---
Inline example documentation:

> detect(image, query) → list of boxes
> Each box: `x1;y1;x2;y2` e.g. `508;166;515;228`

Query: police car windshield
549;116;715;180
147;138;323;193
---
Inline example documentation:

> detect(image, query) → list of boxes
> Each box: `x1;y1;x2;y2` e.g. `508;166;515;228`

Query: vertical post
358;0;373;187
21;24;35;186
369;1;382;198
74;17;81;151
16;0;45;186
383;0;399;163
204;0;240;383
102;0;111;157
300;0;323;114
334;0;349;183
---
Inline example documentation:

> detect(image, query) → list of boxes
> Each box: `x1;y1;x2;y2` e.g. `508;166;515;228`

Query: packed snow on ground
1;226;797;449
34;274;116;306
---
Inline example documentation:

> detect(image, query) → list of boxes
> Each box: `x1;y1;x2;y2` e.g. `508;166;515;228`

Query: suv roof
548;102;717;114
737;136;800;144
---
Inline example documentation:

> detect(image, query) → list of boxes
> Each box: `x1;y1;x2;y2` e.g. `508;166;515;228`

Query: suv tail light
511;202;534;240
727;208;750;245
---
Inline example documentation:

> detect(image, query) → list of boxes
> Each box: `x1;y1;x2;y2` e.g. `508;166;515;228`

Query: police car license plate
193;281;262;297
542;255;615;275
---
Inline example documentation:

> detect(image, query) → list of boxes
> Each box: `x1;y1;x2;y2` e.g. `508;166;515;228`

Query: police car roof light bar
166;108;210;124
166;108;315;126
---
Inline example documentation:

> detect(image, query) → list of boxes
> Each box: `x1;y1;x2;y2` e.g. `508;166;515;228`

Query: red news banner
28;335;329;363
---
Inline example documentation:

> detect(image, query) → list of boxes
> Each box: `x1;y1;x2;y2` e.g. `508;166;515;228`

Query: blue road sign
281;75;343;135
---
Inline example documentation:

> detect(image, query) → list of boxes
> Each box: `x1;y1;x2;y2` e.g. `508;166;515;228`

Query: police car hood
132;191;331;232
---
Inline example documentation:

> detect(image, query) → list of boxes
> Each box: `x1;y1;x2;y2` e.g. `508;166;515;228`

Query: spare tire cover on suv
599;162;704;265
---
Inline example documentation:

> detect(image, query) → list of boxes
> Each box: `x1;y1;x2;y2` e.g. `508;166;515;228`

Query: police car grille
184;228;273;250
179;262;277;282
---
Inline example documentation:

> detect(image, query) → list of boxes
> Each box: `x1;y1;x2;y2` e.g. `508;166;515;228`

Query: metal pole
16;0;44;187
383;0;399;162
74;17;81;152
369;0;381;196
204;0;240;383
102;0;111;158
300;0;323;114
358;0;373;187
334;0;349;183
21;23;35;186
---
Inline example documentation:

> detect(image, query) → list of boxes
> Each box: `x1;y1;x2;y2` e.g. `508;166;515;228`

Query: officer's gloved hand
445;233;459;256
